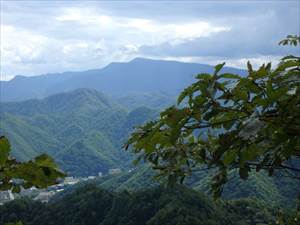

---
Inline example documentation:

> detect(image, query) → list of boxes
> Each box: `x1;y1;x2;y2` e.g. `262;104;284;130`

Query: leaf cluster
0;136;65;192
125;36;300;198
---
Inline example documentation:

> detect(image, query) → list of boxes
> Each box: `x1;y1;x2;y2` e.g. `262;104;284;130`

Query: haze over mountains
1;58;298;207
0;58;247;102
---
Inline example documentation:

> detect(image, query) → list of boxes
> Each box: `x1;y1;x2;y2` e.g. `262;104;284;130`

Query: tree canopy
125;35;300;198
0;136;65;193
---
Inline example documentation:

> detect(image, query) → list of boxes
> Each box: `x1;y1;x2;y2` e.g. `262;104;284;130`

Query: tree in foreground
1;136;65;225
125;35;300;198
0;136;65;193
126;35;300;224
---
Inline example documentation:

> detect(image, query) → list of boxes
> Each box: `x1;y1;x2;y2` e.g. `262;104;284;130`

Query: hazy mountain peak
11;75;26;81
1;59;247;102
44;88;113;112
129;57;154;63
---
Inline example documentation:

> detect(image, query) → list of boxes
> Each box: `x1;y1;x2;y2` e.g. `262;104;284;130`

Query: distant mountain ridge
0;58;247;102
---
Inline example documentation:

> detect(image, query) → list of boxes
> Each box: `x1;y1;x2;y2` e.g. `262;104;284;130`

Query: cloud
54;7;230;44
56;7;113;27
0;25;110;79
139;55;281;71
0;0;299;80
137;8;300;58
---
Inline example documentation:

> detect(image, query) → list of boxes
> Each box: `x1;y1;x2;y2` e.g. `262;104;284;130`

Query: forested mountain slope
1;88;298;207
0;89;158;176
0;185;276;225
71;164;299;208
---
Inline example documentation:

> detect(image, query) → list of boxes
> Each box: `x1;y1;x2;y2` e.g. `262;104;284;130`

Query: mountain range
1;58;297;210
0;58;247;175
0;58;247;103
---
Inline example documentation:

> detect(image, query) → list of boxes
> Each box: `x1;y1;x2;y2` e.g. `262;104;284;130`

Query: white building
0;190;14;205
34;191;55;203
108;168;122;175
63;176;80;185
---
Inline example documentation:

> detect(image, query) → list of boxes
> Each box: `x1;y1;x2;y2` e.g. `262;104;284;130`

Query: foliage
125;36;300;198
269;209;300;225
0;136;65;192
0;185;276;225
279;35;300;46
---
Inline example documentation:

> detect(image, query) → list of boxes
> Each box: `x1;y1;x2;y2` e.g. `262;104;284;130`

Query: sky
0;0;299;80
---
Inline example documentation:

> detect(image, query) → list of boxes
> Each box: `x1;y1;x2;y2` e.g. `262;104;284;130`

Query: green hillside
0;89;158;176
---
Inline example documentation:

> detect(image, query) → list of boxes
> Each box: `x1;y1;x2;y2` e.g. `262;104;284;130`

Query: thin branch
183;115;249;130
247;162;300;173
280;164;300;172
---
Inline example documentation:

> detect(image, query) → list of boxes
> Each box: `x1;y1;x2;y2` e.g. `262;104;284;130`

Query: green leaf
34;154;57;168
214;62;225;75
223;149;237;166
219;73;241;79
240;145;261;165
193;95;207;108
234;88;248;101
250;63;271;80
177;84;197;105
264;86;289;106
196;73;212;80
281;55;298;61
12;185;21;193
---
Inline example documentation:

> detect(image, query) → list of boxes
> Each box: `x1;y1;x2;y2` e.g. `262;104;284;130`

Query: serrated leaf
214;62;225;75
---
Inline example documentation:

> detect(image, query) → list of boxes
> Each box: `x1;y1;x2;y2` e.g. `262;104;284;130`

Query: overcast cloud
0;0;299;80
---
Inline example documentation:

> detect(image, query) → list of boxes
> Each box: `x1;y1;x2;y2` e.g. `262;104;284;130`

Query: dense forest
0;89;158;176
0;185;286;225
84;165;300;208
